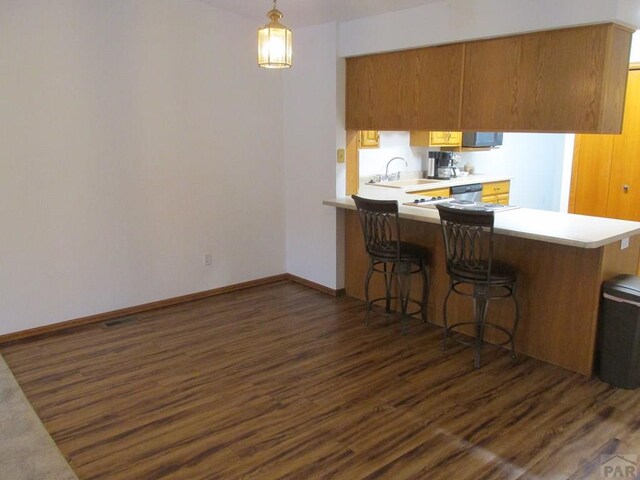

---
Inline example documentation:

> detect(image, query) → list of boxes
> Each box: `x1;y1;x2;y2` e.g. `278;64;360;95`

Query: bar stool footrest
367;296;424;318
446;321;514;348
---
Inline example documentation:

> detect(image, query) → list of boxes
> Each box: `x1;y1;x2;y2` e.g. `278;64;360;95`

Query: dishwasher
451;183;483;203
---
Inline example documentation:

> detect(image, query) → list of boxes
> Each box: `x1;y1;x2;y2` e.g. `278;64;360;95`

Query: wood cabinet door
496;193;510;205
429;131;461;146
461;24;631;133
411;187;451;198
410;131;461;147
482;181;510;197
358;131;380;149
569;134;614;217
607;70;640;220
346;44;464;130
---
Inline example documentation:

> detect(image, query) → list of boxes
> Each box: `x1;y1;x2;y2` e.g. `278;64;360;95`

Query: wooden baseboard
0;274;289;345
285;274;345;297
0;273;344;346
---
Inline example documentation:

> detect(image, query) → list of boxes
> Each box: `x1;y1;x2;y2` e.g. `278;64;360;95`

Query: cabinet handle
623;184;630;193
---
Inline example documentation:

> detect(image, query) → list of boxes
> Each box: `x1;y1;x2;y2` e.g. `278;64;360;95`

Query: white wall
358;132;423;178
283;22;342;289
339;0;639;57
0;0;286;335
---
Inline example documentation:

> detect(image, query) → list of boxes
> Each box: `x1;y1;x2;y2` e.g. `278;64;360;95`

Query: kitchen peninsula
325;180;640;375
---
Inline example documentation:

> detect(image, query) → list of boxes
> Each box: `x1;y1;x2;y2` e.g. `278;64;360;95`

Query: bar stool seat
449;262;515;284
436;204;520;368
352;195;430;335
369;242;430;262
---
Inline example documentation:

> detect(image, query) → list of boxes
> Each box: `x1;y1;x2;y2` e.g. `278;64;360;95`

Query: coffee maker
427;151;457;179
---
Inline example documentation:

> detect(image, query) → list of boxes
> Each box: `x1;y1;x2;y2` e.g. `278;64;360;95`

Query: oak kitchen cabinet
411;187;452;198
571;68;640;221
482;181;511;205
346;23;632;133
409;131;462;147
462;23;632;133
357;130;380;149
346;43;464;131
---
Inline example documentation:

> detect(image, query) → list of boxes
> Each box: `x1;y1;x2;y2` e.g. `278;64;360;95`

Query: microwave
462;132;503;148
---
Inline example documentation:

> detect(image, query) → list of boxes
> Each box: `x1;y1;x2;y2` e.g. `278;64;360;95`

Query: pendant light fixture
257;0;292;69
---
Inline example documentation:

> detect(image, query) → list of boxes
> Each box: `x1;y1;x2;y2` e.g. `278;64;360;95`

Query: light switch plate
337;149;345;164
621;237;630;250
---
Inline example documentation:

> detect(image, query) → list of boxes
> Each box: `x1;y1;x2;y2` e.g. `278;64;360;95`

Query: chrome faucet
384;157;408;181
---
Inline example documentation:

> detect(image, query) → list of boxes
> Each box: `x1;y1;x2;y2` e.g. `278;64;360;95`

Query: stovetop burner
404;198;520;212
411;195;448;204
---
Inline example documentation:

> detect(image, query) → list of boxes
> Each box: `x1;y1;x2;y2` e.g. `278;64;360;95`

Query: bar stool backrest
352;195;401;262
436;204;495;283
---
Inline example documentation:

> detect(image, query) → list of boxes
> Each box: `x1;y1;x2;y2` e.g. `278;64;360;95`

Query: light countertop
324;188;640;249
362;174;513;193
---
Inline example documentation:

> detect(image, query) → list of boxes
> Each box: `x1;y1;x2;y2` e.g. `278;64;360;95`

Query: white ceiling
200;0;444;28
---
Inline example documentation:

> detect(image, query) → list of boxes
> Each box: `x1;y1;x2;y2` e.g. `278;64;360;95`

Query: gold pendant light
257;0;292;69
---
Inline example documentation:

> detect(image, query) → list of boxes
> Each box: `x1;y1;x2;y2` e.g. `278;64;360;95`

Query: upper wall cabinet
461;23;632;133
346;43;464;131
345;23;632;134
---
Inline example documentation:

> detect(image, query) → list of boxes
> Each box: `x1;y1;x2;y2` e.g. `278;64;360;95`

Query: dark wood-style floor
2;281;639;479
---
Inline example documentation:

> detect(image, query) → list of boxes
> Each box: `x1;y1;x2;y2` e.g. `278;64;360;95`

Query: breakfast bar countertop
324;188;640;249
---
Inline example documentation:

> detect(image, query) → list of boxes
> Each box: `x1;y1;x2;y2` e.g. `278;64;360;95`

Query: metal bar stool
436;204;520;368
352;195;430;335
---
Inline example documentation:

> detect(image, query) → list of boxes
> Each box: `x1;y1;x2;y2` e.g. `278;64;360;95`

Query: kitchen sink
369;178;445;188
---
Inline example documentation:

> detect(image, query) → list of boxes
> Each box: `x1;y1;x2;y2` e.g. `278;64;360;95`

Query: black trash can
598;275;640;389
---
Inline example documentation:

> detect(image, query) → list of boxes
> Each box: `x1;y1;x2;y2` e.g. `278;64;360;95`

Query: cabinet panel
570;69;640;221
410;131;462;147
496;193;510;205
608;70;640;220
482;181;510;196
358;130;380;149
569;134;614;217
462;23;631;133
346;44;464;130
482;193;510;204
411;188;451;198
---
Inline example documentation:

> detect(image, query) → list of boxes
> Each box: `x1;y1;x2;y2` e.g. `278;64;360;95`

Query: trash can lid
603;274;640;303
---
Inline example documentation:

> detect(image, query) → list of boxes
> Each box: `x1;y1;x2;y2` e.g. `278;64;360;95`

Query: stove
404;198;520;212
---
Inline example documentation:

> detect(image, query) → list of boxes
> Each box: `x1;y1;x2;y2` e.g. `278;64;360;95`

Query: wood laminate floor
1;281;639;480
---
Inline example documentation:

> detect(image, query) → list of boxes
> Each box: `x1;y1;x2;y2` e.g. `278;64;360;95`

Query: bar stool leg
384;263;394;313
364;258;374;326
442;281;453;351
397;263;411;335
473;297;489;369
420;260;429;324
510;284;520;360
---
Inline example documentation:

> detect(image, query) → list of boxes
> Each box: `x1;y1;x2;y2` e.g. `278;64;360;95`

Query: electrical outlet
203;253;212;266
